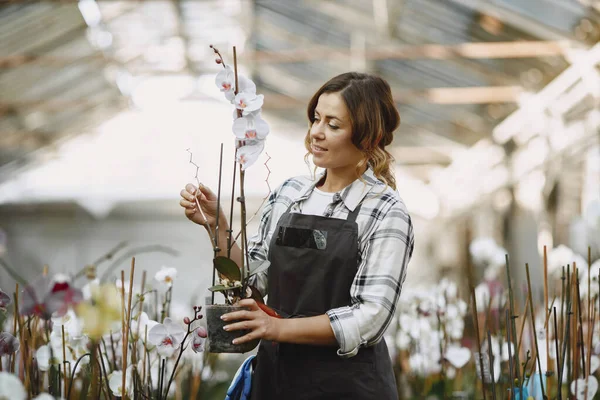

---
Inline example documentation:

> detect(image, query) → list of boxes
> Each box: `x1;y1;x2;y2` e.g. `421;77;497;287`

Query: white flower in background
0;288;11;310
396;330;411;350
191;326;208;353
584;199;600;231
236;139;266;170
570;375;598;400
444;345;471;368
148;318;186;357
234;92;264;116
548;245;587;279
470;237;506;269
580;259;600;298
130;312;159;342
109;366;134;398
232;113;270;140
82;279;99;301
0;332;20;356
0;372;27;400
155;266;177;287
474;283;490;310
33;394;64;400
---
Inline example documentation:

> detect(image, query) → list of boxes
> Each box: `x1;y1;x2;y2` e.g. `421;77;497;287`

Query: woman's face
309;92;364;171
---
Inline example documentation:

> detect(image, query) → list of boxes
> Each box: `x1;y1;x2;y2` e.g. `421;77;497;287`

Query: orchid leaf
213;256;241;281
208;285;231;293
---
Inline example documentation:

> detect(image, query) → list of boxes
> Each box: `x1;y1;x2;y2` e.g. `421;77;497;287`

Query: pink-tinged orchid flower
232;113;270;140
148;318;186;357
191;326;207;353
234;92;264;116
0;289;11;310
20;274;83;319
0;332;19;356
236;139;265;170
215;65;235;100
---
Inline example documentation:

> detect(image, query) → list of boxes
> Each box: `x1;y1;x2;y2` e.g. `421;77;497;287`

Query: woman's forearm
274;314;338;346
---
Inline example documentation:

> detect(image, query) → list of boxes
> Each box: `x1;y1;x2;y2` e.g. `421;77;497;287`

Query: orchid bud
184;317;191;325
215;58;222;64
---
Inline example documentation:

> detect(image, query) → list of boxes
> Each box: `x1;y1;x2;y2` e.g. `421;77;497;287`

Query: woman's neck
318;164;367;193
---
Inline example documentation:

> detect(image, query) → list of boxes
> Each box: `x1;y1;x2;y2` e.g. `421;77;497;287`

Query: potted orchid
198;45;274;354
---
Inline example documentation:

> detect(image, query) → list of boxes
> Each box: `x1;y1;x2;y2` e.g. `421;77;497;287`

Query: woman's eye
328;124;339;130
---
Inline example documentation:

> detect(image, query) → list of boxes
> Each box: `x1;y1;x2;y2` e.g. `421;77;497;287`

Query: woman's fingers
198;184;217;201
221;309;252;322
180;199;196;209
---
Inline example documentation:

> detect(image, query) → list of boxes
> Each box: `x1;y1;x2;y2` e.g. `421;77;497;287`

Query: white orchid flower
148;318;186;357
155;266;177;287
34;393;64;400
570;375;598;400
130;312;159;342
215;65;235;100
191;326;208;353
548;244;587;279
0;332;20;356
234;92;264;116
444;345;471;368
0;372;27;400
232;113;270;140
109;366;134;398
82;278;99;301
236;138;265;170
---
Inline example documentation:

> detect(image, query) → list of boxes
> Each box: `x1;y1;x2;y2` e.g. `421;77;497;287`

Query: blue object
225;355;255;400
512;386;529;400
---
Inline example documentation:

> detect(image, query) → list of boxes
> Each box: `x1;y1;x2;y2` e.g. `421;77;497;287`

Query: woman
179;72;414;399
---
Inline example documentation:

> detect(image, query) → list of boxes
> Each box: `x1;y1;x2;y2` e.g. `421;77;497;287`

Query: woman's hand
221;299;281;344
179;183;226;229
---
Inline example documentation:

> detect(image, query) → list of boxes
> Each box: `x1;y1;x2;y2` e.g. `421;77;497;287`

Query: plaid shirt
248;167;414;358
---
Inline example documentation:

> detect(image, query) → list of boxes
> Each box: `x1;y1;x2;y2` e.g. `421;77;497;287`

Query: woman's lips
312;144;328;153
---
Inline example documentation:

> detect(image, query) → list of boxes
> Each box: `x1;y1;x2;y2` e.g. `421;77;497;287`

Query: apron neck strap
346;202;362;224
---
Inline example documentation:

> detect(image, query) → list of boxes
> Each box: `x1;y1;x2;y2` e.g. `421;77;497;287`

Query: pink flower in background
0;289;11;310
191;326;207;353
20;274;83;319
0;332;19;356
148;318;186;357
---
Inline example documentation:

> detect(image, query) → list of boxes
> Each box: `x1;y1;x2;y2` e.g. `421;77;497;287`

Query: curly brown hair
304;72;400;190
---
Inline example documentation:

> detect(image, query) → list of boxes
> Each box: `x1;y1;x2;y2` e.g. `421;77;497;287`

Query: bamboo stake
544;246;551;380
471;286;487;400
505;255;522;385
553;307;562;400
487;330;497;400
122;259;135;400
61;325;68;398
121;270;127;399
584;307;595;400
505;309;515;398
12;283;19;373
525;263;546;398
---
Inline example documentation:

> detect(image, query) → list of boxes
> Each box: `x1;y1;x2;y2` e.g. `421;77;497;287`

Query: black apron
250;199;398;400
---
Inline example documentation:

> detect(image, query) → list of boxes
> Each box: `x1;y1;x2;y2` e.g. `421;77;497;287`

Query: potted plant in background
192;45;276;353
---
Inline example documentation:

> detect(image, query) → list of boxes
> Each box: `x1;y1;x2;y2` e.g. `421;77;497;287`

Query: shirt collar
296;166;382;212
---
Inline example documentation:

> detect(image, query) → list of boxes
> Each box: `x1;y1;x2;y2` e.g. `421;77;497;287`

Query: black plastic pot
205;304;260;353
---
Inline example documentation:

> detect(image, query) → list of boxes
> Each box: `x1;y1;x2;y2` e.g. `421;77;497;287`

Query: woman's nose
310;121;325;140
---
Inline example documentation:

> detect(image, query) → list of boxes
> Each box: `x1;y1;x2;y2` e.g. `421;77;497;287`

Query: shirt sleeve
326;201;414;358
246;180;287;298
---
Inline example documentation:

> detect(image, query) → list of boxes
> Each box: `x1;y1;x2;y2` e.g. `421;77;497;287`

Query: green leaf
213;256;241;281
208;285;230;292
